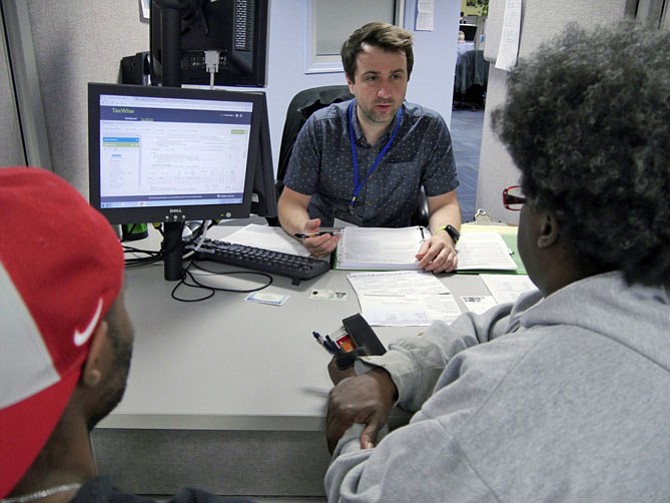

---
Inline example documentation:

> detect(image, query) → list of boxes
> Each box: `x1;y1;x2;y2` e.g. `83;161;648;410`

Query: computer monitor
87;82;276;280
248;91;277;218
460;24;478;42
150;0;268;87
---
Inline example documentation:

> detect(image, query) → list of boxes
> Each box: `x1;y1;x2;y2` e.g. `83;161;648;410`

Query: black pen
325;334;340;352
295;231;332;239
294;227;342;239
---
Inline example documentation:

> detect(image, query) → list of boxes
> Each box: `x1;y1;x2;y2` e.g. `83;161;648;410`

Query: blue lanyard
348;100;403;211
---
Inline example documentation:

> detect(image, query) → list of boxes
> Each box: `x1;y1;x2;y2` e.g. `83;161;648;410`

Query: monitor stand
157;5;184;282
163;221;185;281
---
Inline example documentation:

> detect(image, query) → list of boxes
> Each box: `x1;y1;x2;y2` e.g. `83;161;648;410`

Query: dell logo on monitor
169;209;182;214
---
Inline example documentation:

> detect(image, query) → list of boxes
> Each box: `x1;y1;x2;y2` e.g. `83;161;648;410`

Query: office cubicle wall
0;5;27;167
1;0;55;170
15;0;148;196
10;0;459;200
475;0;633;224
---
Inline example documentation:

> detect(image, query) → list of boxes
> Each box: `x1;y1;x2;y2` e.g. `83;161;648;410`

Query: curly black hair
492;21;670;287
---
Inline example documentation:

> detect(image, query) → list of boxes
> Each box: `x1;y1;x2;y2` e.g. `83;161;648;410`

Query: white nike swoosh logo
73;298;104;346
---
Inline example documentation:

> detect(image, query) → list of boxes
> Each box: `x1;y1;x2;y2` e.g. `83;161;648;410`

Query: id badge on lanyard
333;209;363;227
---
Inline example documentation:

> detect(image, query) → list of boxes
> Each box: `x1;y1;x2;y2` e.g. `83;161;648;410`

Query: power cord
170;259;273;302
122;221;272;301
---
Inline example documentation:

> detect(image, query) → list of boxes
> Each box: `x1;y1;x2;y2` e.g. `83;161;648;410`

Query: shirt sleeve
355;302;515;412
325;413;498;502
327;291;547;502
420;113;459;197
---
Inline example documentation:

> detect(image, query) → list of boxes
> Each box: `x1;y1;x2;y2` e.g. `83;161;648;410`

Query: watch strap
435;224;460;244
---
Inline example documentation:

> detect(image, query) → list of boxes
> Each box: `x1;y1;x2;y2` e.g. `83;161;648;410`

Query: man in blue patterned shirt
278;22;462;273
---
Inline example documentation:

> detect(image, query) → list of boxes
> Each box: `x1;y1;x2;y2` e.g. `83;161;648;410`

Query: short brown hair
340;22;414;82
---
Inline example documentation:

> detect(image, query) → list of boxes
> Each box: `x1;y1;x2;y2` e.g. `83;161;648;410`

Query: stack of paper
335;226;518;272
455;232;517;271
336;226;426;270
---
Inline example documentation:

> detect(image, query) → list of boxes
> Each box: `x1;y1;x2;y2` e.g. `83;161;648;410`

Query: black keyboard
185;238;331;285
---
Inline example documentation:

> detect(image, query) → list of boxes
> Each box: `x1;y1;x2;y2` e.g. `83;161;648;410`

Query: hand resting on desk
416;232;459;273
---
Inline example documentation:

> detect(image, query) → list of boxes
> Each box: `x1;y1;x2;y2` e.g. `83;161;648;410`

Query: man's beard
87;332;133;431
358;100;397;124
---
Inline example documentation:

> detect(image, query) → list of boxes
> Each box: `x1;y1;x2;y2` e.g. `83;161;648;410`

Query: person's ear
345;74;355;93
537;212;561;249
81;320;109;389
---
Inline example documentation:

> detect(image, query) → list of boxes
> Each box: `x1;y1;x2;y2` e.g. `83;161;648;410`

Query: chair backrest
266;85;353;226
276;85;354;191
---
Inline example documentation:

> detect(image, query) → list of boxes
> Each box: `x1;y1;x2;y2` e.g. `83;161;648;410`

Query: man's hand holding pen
416;229;459;273
294;218;341;258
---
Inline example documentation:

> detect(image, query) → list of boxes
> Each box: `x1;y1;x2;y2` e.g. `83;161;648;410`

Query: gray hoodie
326;271;670;502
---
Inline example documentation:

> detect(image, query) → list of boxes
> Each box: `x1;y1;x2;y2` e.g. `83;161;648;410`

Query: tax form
347;270;462;327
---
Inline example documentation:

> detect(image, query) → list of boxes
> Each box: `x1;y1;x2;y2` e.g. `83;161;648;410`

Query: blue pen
313;331;335;354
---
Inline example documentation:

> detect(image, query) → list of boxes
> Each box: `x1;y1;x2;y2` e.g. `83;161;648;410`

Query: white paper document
461;295;499;314
347;270;462;327
480;274;537;304
347;270;449;296
223;224;311;257
357;293;462;327
415;0;435;31
336;226;426;270
456;232;518;271
336;227;518;272
496;0;522;71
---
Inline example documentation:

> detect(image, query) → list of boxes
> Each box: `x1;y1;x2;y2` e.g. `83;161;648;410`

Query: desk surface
100;225;493;432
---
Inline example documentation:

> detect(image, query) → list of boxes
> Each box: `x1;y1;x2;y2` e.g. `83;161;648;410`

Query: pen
294;227;342;240
325;334;340;352
294;231;336;239
313;331;336;354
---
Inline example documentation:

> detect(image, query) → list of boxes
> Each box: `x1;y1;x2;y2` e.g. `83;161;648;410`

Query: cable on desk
129;220;209;268
122;243;163;268
170;259;274;303
182;220;213;260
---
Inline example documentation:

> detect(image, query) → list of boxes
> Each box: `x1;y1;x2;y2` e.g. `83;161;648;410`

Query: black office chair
268;85;429;227
274;85;354;203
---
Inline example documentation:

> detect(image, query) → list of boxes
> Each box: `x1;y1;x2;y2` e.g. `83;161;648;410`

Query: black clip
333;314;386;369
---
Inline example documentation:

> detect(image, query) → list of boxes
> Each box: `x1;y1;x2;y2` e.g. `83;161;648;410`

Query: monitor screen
150;0;268;87
88;82;276;280
460;24;477;42
87;82;277;226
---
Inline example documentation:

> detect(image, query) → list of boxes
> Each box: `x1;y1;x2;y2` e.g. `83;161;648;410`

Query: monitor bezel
248;90;278;220
88;82;263;226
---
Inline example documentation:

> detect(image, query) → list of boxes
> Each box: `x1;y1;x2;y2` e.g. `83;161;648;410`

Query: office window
305;0;405;73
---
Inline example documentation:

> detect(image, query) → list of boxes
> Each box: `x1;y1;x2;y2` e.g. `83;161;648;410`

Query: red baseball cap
0;167;124;497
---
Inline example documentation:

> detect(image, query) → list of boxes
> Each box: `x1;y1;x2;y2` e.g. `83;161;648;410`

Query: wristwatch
436;224;460;244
